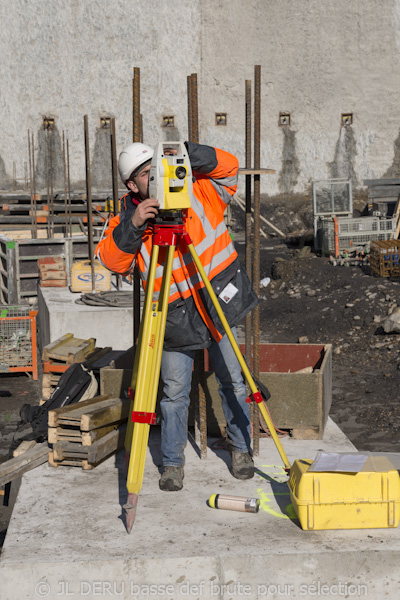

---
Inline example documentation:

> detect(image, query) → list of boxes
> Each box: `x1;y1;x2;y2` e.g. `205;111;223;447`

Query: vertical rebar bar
66;137;72;237
252;65;261;455
49;128;54;238
84;115;96;292
244;79;258;450
62;131;68;237
187;75;193;142
191;73;199;144
46;129;50;238
31;132;37;239
28;130;35;239
110;118;118;218
133;67;141;346
188;71;206;456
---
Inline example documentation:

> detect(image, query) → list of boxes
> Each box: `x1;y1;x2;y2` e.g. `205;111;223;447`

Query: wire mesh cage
0;305;38;379
318;216;396;256
312;179;353;217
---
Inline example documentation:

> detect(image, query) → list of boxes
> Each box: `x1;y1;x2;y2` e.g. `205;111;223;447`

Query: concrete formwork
1;1;400;196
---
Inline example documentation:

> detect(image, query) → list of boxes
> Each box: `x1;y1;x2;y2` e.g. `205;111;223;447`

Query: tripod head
148;142;192;212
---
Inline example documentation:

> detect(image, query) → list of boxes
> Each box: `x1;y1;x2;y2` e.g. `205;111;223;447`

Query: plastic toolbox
288;455;400;530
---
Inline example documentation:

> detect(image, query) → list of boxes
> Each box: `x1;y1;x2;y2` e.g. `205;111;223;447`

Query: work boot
159;466;184;491
230;449;254;480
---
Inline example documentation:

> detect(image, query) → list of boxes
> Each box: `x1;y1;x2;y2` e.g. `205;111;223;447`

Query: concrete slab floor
1;419;400;600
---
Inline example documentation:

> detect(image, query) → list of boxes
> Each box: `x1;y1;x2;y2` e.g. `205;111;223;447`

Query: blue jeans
160;328;251;467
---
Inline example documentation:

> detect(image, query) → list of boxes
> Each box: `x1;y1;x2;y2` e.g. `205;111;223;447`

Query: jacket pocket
164;297;212;351
201;259;259;333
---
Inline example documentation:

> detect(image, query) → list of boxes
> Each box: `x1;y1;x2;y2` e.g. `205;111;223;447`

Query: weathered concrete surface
37;285;135;350
1;419;399;599
1;1;400;196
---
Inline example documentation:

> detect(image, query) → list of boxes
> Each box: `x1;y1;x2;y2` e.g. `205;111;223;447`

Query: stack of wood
42;333;96;402
48;394;130;469
38;256;67;287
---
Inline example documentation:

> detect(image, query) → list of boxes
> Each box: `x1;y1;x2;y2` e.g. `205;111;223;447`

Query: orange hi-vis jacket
96;142;258;351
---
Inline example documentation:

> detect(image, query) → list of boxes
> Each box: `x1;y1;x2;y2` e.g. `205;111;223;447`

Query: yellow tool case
289;456;400;531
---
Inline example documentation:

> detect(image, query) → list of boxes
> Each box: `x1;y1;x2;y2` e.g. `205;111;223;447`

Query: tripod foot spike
123;493;138;534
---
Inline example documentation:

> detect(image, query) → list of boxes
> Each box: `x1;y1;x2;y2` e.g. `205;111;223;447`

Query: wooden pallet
42;333;96;364
48;395;129;430
48;423;127;468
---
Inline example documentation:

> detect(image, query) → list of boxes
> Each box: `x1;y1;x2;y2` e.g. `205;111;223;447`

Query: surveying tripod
122;207;291;533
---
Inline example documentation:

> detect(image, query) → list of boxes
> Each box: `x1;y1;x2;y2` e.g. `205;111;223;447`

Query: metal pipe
84;115;96;293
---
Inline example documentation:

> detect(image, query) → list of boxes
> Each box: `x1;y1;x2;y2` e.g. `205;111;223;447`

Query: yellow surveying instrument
122;141;291;533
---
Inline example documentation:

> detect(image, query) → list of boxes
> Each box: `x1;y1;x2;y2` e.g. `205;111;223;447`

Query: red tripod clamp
246;391;263;404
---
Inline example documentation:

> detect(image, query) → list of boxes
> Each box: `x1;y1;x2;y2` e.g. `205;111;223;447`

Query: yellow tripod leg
186;242;291;471
123;244;175;532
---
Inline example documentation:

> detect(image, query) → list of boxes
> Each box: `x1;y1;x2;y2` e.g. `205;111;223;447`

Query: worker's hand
132;198;160;228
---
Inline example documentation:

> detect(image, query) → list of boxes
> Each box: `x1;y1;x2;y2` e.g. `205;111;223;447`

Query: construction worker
96;141;258;491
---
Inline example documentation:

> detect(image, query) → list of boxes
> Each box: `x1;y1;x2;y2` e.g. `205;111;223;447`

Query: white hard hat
118;143;154;183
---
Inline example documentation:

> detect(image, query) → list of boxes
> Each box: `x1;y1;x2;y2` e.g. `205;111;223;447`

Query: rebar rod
62;131;68;237
110;118;118;218
191;73;199;144
49;128;54;238
31;132;37;239
252;65;262;455
66;137;72;237
28;130;35;239
46;129;50;238
111;117;121;289
133;67;141;345
84;115;96;292
244;79;258;451
187;75;193;142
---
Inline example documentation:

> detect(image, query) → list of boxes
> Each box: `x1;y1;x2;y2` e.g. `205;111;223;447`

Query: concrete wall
1;0;400;196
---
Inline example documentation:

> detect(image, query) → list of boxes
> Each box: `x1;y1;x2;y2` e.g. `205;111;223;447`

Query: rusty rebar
194;349;207;458
62;131;68;237
191;73;199;144
110;117;118;218
31;132;37;239
49;128;54;237
84;115;96;292
187;75;193;142
132;67;141;345
66;137;72;237
28;130;35;239
46;129;50;237
252;65;262;455
111;117;121;289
